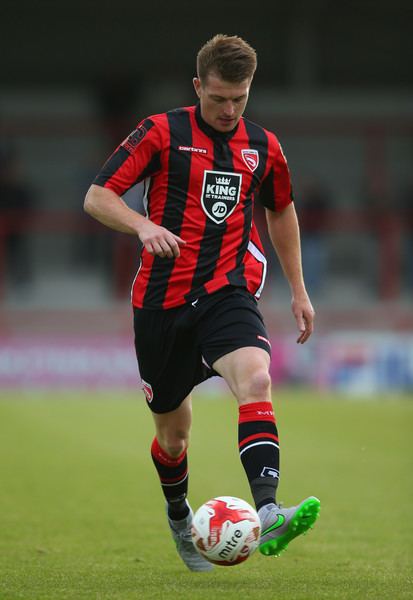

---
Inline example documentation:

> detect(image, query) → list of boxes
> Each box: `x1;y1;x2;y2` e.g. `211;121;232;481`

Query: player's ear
193;77;201;98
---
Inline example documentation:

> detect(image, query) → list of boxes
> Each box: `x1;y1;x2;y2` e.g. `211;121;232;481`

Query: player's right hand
137;220;186;258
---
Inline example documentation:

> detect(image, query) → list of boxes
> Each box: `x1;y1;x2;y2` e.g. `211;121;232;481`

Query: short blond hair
197;34;257;83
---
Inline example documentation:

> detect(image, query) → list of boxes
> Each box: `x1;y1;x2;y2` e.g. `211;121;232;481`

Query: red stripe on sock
238;432;279;449
238;401;276;424
151;437;186;467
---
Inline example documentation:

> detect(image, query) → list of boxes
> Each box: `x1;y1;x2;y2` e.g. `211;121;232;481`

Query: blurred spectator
297;178;330;295
0;146;35;289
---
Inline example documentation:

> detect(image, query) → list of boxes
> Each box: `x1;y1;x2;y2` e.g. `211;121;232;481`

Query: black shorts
133;286;271;414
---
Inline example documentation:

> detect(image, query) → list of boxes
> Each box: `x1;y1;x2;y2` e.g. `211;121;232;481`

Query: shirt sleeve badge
121;125;148;154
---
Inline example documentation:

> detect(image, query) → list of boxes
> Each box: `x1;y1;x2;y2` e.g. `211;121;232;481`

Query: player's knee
159;432;188;458
164;440;187;458
241;369;272;403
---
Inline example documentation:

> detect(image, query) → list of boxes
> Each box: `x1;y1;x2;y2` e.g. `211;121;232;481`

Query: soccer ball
191;496;261;566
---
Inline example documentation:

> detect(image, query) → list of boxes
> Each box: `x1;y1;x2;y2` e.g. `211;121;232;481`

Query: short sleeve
93;117;163;196
258;134;293;212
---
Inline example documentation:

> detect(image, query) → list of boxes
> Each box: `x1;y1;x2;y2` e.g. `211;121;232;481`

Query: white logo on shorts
142;379;153;403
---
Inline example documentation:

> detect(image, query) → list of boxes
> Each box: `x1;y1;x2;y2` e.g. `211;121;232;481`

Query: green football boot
259;496;321;556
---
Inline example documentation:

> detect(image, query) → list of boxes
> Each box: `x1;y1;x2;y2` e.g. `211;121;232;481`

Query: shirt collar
195;103;239;141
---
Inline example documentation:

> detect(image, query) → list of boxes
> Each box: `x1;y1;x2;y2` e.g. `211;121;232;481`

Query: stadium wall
1;332;412;396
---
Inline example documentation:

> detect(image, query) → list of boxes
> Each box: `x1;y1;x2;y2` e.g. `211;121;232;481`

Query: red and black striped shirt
94;104;293;309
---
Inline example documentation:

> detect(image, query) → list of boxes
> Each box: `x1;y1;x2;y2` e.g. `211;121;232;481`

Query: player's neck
194;103;239;140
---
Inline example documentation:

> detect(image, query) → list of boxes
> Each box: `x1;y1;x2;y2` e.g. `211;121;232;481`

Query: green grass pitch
0;390;412;600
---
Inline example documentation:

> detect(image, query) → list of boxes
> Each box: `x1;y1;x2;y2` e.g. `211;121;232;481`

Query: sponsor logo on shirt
241;149;259;172
178;145;208;154
200;170;242;224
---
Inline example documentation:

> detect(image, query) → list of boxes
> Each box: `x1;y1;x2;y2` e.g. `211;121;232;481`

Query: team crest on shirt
200;170;242;224
241;149;259;172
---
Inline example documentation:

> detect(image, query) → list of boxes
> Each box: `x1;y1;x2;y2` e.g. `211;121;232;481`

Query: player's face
193;73;251;133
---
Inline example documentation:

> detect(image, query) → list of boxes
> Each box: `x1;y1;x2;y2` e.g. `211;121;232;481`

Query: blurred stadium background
0;0;412;396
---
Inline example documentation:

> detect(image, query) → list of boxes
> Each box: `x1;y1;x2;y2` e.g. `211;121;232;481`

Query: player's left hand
291;293;315;344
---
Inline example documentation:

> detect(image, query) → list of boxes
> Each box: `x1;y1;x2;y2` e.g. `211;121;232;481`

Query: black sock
238;402;280;510
151;437;190;520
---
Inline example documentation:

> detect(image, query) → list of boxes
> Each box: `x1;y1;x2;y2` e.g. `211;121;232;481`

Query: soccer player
84;34;320;571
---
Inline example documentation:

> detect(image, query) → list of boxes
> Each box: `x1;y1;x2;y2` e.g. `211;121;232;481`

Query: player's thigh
198;288;272;404
213;346;271;405
134;306;199;414
152;394;192;455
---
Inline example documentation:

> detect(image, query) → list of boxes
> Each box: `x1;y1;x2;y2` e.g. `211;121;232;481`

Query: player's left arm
265;204;315;344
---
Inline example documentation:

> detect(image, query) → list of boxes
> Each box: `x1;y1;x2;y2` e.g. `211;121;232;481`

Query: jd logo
201;170;242;224
212;201;227;218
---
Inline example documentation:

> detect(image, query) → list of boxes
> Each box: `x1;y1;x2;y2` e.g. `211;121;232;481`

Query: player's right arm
84;184;186;258
84;116;186;258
